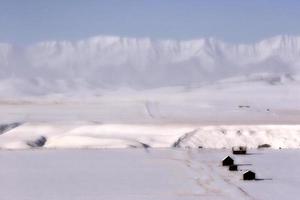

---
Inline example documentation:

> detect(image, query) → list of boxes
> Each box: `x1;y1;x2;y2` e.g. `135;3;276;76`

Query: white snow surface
1;149;299;200
1;35;300;199
0;35;300;149
1;122;300;150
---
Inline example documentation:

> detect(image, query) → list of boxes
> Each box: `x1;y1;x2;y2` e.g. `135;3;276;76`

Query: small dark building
229;164;238;171
222;156;234;166
257;144;271;149
243;170;256;180
238;105;250;109
232;146;247;155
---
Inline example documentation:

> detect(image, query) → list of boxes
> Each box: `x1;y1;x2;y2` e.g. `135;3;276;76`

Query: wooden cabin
243;170;256;180
232;146;247;155
222;156;234;166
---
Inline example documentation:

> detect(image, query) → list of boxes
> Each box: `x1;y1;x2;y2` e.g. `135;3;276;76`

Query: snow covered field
0;35;300;149
1;35;300;199
0;148;299;200
0;85;300;150
1;92;299;199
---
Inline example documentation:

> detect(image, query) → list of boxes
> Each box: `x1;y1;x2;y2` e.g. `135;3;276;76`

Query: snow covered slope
174;125;300;149
0;35;300;96
1;35;300;149
1;122;300;149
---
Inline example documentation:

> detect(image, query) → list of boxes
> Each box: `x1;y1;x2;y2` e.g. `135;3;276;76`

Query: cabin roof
223;156;233;161
244;170;255;175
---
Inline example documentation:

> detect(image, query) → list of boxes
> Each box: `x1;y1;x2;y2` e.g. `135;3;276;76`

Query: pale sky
0;0;299;44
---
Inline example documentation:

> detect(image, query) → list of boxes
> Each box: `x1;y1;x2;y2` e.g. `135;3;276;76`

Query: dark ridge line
0;122;23;135
172;129;198;148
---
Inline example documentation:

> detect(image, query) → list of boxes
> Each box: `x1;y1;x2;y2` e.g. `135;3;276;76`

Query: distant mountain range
0;35;299;96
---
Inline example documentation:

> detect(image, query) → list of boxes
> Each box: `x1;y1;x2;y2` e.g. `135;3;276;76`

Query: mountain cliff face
0;35;299;96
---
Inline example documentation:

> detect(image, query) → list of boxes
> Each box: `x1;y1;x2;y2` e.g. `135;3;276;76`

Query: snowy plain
1;149;299;200
1;35;300;199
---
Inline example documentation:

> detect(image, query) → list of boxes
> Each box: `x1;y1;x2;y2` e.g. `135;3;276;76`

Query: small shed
222;156;234;166
229;164;238;171
238;105;250;109
243;170;256;180
232;146;247;155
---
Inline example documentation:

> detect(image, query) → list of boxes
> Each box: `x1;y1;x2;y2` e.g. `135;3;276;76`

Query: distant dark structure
243;170;256;180
232;146;247;155
257;144;271;149
229;164;238;171
238;105;250;109
222;156;234;166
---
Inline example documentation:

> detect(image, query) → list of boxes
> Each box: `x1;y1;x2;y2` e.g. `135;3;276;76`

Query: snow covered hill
1;122;300;150
0;35;300;96
1;35;300;149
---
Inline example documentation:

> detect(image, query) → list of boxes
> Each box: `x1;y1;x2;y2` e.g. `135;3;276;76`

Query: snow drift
1;122;300;149
0;35;300;96
174;125;300;149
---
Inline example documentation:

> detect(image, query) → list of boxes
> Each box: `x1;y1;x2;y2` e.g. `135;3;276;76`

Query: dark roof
223;156;233;161
244;170;255;175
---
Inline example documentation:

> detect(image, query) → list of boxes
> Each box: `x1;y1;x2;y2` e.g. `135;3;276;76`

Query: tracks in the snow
172;150;257;199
